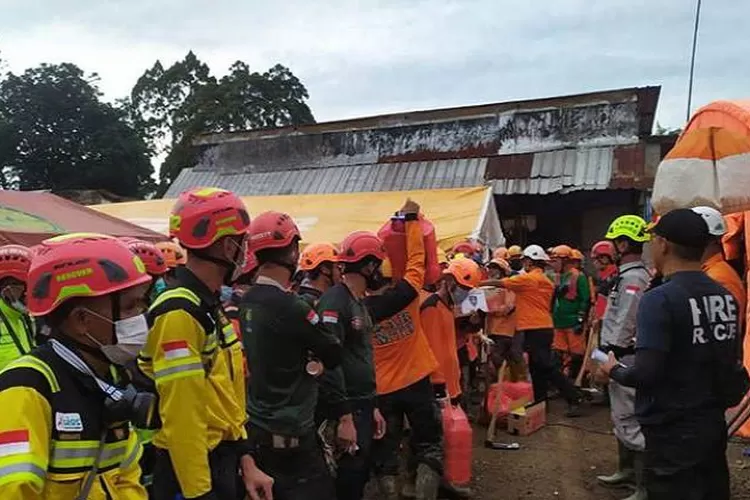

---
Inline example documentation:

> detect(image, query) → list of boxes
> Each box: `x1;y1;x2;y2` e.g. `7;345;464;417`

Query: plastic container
486;380;534;417
442;403;472;486
378;215;441;285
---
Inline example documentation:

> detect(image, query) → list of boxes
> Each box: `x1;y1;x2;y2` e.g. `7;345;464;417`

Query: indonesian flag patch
322;311;339;324
0;430;30;457
307;310;320;325
625;285;641;295
163;340;191;360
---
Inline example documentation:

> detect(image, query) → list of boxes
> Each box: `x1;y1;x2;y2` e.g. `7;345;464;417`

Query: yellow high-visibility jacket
0;345;145;499
138;268;246;498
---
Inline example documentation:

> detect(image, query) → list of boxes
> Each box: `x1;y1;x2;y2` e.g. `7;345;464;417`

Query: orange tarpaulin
0;191;166;246
653;100;750;437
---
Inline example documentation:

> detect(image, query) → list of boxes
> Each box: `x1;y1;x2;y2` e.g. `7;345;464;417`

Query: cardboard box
507;401;546;436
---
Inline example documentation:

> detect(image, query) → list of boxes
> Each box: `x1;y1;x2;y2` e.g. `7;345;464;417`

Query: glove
573;317;585;335
478;333;495;346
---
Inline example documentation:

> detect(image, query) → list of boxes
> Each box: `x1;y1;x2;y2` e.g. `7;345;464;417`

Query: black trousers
152;442;244;500
336;399;375;500
248;427;335;500
372;377;444;478
643;414;730;500
522;328;578;403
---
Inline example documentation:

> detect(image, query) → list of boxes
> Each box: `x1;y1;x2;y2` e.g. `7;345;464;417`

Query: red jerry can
378;214;441;285
442;403;472;486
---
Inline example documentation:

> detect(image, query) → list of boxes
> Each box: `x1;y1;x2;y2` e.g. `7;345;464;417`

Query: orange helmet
445;258;482;289
493;247;509;260
452;241;475;256
570;249;584;261
338;231;386;264
487;258;511;275
28;233;151;316
299;242;339;271
507;245;523;259
121;238;168;277
550;245;573;259
170;187;250;249
156;241;186;269
0;245;32;282
249;211;301;252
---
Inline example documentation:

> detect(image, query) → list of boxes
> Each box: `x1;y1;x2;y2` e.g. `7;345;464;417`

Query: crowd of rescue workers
0;186;744;500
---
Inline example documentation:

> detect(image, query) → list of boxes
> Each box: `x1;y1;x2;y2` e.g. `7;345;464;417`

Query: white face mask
85;312;149;366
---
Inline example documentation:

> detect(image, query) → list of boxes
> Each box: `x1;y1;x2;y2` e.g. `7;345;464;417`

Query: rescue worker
550;245;591;382
364;200;445;500
595;215;651;499
140;188;272;500
493;247;509;261
493;245;583;416
241;210;344;500
297;242;341;306
591;240;618;321
484;258;524;382
0;244;35;369
692;206;746;316
121;238;168;303
0;233;153;499
154;240;186;293
506;245;524;275
314;226;390;500
570;249;585;270
601;208;745;500
120;237;169;492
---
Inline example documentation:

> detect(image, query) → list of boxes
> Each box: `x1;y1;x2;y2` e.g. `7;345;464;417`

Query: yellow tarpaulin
90;187;504;250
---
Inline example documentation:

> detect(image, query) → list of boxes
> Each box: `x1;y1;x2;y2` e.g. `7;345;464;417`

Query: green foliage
129;51;315;191
0;62;155;197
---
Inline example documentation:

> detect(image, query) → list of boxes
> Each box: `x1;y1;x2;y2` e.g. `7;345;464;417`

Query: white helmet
691;206;727;237
523;244;550;262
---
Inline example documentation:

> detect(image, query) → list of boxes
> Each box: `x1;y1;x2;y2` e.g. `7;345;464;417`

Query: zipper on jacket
99;476;113;500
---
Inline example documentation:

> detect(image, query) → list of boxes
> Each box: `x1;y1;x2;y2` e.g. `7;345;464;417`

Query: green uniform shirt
241;278;342;437
317;283;376;412
552;270;591;329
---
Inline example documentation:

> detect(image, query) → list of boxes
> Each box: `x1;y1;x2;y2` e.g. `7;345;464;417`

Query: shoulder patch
0;430;30;457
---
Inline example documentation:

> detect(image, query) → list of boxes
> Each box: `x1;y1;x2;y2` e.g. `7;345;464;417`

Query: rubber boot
596;440;635;488
621;452;647;500
415;463;440;500
378;475;400;500
569;354;583;383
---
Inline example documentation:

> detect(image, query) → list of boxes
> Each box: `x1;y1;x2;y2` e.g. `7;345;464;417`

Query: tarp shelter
0;191;167;246
652;100;750;437
90;187;505;250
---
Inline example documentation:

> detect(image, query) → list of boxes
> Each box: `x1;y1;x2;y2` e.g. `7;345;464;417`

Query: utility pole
686;0;703;122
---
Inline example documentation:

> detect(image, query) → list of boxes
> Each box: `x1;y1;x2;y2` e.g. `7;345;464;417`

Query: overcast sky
1;0;747;130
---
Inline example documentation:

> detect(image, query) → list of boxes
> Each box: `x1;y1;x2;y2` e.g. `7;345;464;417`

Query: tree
0;63;155;197
129;52;315;191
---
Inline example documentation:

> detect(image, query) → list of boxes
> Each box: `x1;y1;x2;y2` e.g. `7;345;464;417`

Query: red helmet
28;233;152;316
338;231;386;264
121;238;168;277
0;245;32;282
170;187;250;249
242;250;259;275
249;211;300;252
591;240;616;259
299;243;339;271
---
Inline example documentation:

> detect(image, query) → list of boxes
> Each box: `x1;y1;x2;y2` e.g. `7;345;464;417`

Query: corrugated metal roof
491;147;613;195
165;158;487;197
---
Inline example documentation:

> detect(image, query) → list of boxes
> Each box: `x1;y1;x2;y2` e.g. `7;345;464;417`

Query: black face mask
103;383;159;429
510;259;523;272
365;268;387;291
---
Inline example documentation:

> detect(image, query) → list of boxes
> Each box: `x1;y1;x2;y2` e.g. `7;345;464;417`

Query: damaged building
166;86;674;250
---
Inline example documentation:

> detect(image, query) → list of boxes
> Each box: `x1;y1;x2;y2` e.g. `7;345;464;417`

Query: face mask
510;259;523;272
10;300;27;314
220;285;234;303
86;313;149;366
153;278;167;296
365;268;387;291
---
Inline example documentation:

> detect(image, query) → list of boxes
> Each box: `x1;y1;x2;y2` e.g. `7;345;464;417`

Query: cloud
1;0;748;129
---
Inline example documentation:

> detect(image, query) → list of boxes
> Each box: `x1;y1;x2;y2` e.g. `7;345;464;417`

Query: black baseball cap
649;208;711;248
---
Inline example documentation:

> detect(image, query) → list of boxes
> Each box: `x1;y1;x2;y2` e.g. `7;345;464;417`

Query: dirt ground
368;399;750;499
